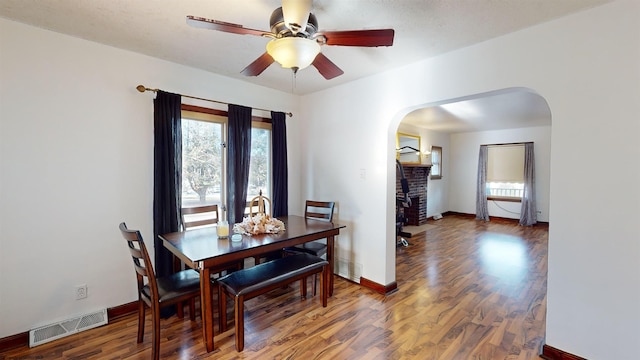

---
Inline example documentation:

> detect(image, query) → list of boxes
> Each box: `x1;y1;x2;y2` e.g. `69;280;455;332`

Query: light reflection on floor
477;232;527;283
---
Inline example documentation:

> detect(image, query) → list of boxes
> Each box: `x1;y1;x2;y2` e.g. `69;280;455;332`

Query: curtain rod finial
136;85;146;93
287;112;293;117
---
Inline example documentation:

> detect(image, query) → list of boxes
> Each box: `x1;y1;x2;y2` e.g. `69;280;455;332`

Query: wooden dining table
159;215;345;353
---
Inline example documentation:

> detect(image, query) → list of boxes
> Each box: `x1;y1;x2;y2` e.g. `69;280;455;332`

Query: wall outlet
75;284;88;300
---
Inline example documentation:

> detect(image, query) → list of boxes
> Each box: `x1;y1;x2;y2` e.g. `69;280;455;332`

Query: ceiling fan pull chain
291;69;297;93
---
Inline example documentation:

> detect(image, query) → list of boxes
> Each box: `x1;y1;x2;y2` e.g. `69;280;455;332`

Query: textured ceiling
0;0;610;131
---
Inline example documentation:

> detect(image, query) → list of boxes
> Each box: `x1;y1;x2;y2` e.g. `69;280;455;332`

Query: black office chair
283;200;335;295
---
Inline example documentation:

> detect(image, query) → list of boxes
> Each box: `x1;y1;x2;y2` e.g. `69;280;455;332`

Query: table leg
327;235;335;297
200;267;214;352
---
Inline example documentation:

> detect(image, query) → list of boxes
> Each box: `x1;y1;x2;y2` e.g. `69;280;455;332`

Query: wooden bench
216;253;329;351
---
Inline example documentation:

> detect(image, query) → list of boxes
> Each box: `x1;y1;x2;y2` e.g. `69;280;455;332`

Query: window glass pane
431;146;442;179
248;127;271;200
181;108;272;211
181;119;223;207
487;181;524;198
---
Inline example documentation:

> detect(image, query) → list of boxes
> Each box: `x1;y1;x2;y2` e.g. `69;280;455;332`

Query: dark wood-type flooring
1;214;547;359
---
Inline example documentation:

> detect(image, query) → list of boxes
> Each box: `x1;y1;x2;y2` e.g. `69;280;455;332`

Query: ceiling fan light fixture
266;37;320;71
281;0;312;33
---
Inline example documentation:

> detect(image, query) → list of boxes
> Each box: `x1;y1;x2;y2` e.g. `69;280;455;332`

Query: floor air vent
29;308;108;347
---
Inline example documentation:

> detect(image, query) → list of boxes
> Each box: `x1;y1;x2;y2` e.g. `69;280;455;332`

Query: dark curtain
227;104;252;224
271;111;288;217
153;91;182;279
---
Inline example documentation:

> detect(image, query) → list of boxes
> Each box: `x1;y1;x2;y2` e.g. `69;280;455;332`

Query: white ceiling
402;88;553;133
0;0;609;132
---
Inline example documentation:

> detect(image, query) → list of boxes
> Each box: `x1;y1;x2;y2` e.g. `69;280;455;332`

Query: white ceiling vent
29;309;108;347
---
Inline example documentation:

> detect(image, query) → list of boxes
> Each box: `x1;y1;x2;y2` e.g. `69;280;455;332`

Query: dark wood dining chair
119;222;201;360
283;200;336;295
245;192;280;265
181;204;220;230
245;191;272;218
181;205;243;276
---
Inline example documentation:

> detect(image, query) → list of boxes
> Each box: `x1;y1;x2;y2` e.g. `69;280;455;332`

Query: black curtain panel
153;91;182;280
227;104;252;224
271;111;288;217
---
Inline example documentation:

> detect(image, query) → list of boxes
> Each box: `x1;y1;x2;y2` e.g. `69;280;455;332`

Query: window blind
487;144;524;182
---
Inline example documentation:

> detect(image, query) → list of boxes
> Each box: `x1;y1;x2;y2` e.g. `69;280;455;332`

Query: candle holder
217;220;229;239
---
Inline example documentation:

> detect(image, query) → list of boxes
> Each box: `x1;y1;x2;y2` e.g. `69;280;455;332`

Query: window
430;146;442;179
486;144;524;202
247;123;272;200
181;113;223;207
181;107;271;210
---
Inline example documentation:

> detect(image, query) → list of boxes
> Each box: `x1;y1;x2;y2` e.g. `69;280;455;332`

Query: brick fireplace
396;164;431;226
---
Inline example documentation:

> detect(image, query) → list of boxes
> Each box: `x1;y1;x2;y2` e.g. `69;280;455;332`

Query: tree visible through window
182;119;222;205
181;108;271;210
248;125;271;199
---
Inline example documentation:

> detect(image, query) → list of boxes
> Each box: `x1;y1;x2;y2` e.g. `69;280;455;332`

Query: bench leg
234;295;245;352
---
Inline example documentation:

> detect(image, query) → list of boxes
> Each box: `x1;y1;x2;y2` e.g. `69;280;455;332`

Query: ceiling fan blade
186;15;270;37
312;53;344;80
317;29;395;47
241;53;275;76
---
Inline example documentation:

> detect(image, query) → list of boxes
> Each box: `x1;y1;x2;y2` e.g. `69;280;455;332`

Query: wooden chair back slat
248;193;272;217
304;201;335;222
182;205;220;230
120;223;158;304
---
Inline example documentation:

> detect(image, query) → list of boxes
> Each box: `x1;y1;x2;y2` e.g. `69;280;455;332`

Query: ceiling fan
186;0;394;80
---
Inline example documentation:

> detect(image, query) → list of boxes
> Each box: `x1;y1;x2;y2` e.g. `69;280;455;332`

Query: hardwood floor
1;215;547;359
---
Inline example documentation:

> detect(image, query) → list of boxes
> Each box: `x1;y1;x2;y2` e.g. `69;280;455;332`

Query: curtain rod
136;85;293;117
483;141;533;147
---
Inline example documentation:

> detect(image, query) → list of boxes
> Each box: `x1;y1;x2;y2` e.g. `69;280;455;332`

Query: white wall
300;1;639;359
449;126;551;222
0;18;299;338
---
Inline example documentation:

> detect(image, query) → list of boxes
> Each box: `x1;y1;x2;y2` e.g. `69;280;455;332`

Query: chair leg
219;286;227;332
320;267;327;308
300;277;308;299
234;295;245;352
312;274;318;296
151;306;161;360
137;300;145;343
189;298;196;321
173;256;186;318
